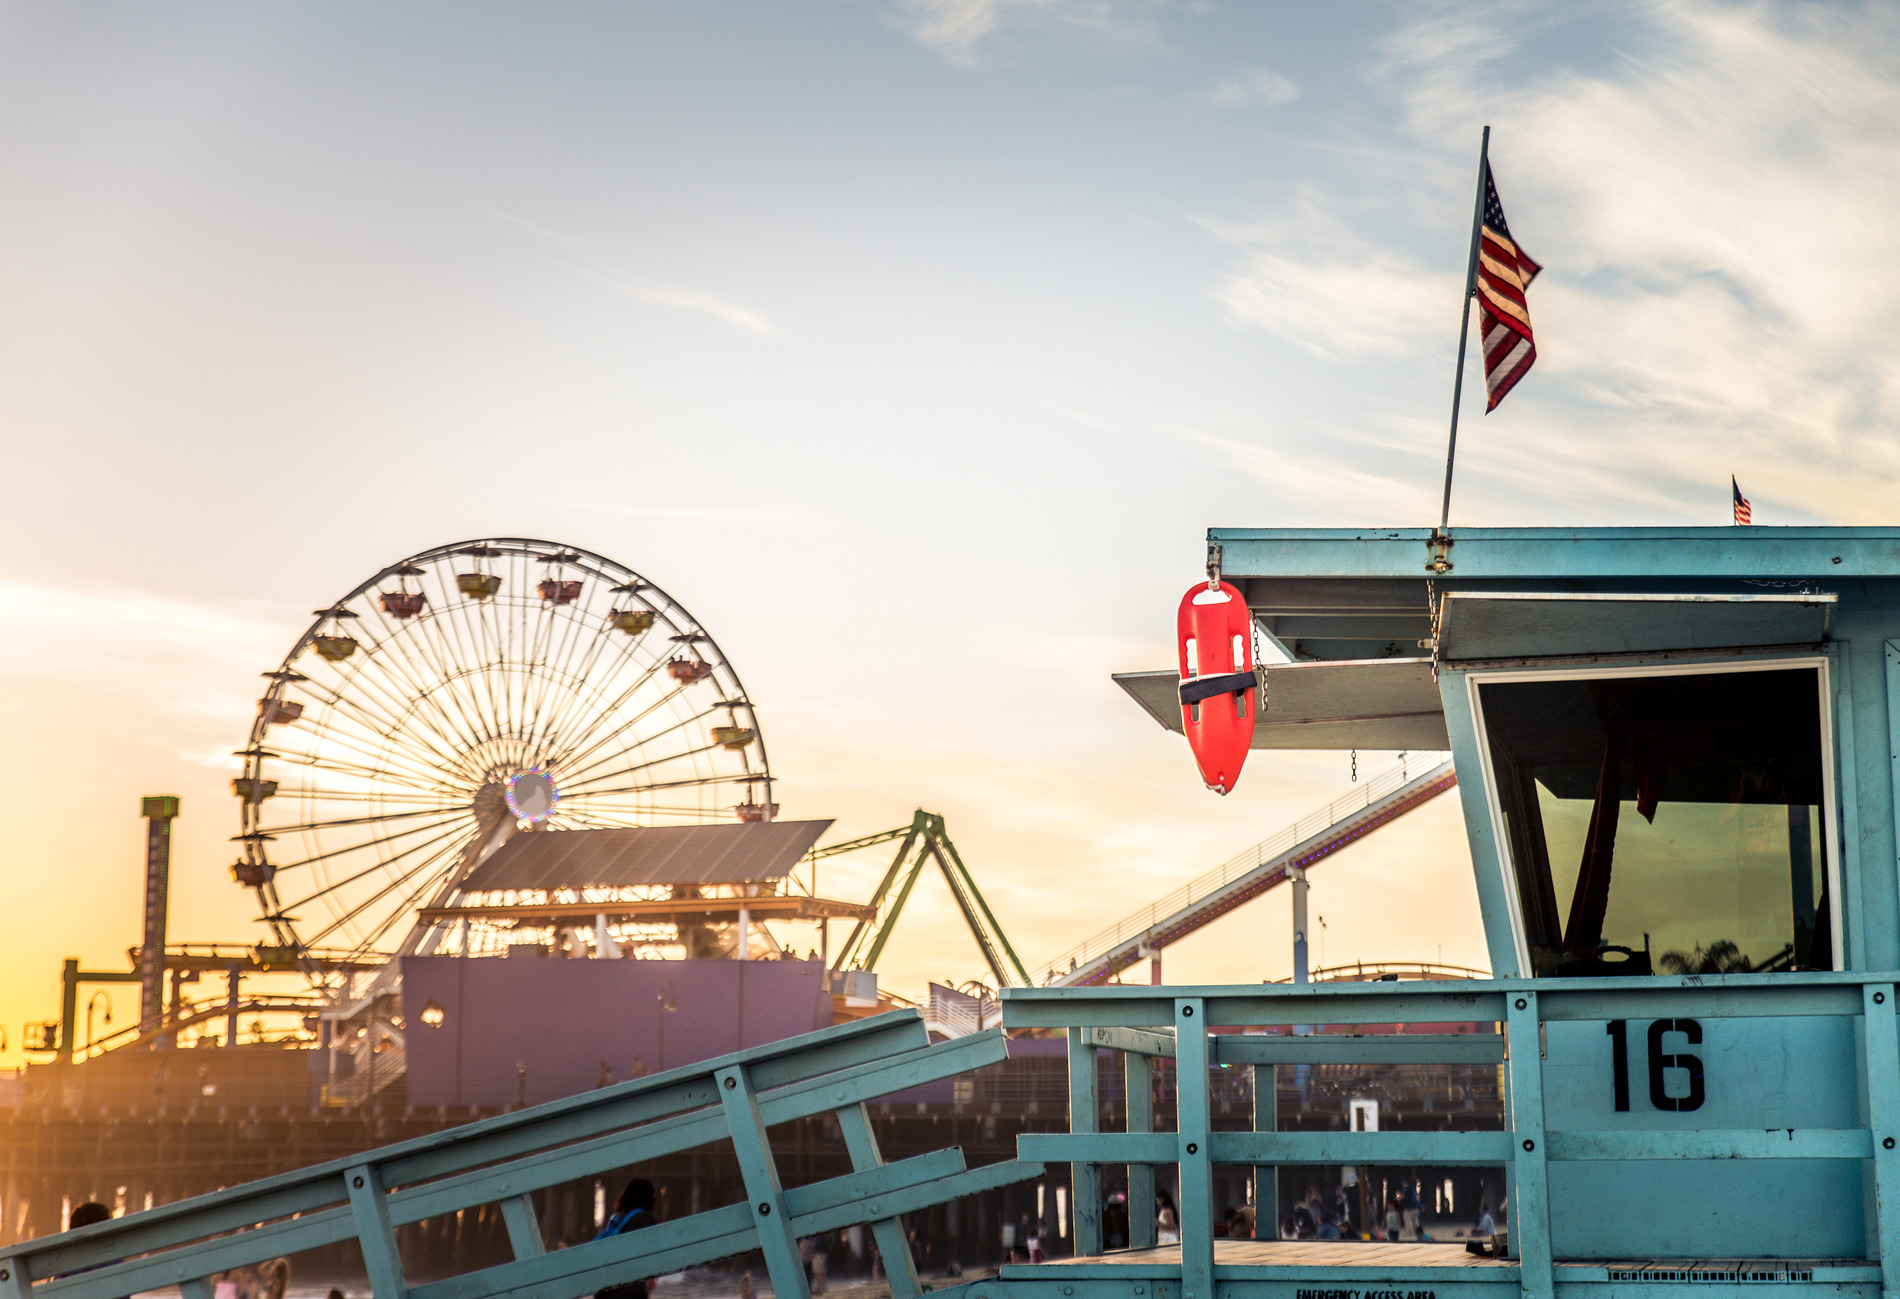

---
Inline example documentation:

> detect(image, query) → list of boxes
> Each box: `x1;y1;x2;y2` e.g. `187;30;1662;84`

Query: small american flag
1733;477;1752;526
1477;161;1541;410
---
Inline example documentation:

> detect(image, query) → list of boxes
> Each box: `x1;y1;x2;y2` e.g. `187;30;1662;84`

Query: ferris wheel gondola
232;539;772;991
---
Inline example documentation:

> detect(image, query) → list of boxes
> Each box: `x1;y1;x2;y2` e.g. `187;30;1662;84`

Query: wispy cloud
1204;0;1900;522
491;210;594;246
1199;207;1460;360
548;499;820;526
561;263;779;336
1208;69;1297;108
890;0;1162;67
492;212;779;335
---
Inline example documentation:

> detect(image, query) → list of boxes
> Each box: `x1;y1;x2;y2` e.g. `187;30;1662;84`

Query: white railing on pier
1035;754;1453;985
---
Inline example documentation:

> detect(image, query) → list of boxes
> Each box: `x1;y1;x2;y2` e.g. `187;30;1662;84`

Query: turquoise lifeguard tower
9;525;1900;1299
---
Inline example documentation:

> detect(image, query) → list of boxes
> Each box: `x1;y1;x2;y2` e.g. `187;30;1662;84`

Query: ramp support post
1066;1028;1103;1256
1252;1062;1277;1240
1505;992;1552;1299
716;1064;810;1299
345;1163;408;1299
1861;983;1900;1299
1126;1050;1156;1249
835;1104;922;1299
499;1193;544;1258
1174;998;1214;1299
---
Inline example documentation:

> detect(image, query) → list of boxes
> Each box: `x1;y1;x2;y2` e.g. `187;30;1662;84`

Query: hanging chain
1350;749;1358;783
1253;620;1268;713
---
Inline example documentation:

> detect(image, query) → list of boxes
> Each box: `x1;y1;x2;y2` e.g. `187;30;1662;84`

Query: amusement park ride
31;538;1055;1081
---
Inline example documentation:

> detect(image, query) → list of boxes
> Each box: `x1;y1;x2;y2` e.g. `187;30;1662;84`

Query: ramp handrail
1036;755;1453;983
0;1011;1042;1299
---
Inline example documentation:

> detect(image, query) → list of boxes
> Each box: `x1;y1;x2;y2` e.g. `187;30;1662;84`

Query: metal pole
139;797;180;1042
225;964;241;1048
60;959;80;1064
1291;867;1310;985
1437;125;1491;533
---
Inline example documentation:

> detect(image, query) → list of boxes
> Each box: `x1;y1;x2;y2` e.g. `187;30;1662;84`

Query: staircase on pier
1037;755;1458;987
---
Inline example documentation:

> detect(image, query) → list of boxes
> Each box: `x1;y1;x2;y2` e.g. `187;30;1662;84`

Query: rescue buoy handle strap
1179;670;1258;706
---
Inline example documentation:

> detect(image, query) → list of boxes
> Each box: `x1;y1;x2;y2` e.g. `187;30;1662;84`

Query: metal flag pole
1436;125;1491;535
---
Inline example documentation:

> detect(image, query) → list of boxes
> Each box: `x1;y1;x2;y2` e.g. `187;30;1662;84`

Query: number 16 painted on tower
1606;1019;1705;1112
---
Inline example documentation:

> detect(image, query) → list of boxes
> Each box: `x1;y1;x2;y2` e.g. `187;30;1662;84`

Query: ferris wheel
233;539;772;984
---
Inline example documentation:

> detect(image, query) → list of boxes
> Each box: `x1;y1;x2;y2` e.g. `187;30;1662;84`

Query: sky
3;0;1898;1065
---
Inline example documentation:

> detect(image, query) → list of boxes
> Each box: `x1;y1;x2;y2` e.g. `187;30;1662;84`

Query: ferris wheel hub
504;769;560;825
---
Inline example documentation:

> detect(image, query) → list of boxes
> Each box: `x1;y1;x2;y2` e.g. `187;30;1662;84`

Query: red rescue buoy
1176;580;1257;794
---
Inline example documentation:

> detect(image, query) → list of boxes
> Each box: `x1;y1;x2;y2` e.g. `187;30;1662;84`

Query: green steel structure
820;810;1034;989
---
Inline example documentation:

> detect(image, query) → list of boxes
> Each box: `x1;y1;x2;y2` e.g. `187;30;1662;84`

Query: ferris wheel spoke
542;655;675;770
271;821;476;913
338;847;473;952
552;676;706;777
522;661;622;774
437;586;514;750
270;788;463;808
259;746;456;800
291;676;475;785
528;625;648;765
301;842;460;948
519;604;581;750
521;610;600;758
289;679;445;770
260;814;471;876
553;801;737;824
559;769;743;800
257;805;468;836
556;704;724;787
271;730;461;803
302;642;455;741
352;606;496;764
373;625;499;768
408;589;510;755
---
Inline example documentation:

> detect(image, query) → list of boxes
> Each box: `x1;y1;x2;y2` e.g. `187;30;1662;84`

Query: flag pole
1436;124;1490;534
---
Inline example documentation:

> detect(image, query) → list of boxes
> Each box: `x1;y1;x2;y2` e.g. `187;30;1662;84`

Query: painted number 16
1606;1019;1705;1112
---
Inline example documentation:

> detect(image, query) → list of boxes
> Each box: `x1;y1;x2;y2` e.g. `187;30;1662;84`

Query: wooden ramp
0;1012;1040;1299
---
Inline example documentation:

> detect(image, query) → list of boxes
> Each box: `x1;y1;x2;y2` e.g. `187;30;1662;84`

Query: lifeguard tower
995;524;1899;1297
10;524;1900;1299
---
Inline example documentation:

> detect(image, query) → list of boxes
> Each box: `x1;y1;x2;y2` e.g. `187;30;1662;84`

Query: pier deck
1012;1243;1882;1286
1015;1240;1515;1273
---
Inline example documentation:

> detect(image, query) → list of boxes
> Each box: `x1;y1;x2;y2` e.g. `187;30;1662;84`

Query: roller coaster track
1036;755;1458;987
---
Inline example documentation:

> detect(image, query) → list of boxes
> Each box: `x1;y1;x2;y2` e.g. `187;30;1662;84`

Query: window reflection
1479;667;1830;977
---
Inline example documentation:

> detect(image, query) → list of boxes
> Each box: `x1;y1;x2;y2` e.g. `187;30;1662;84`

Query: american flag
1733;476;1752;526
1477;161;1541;410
